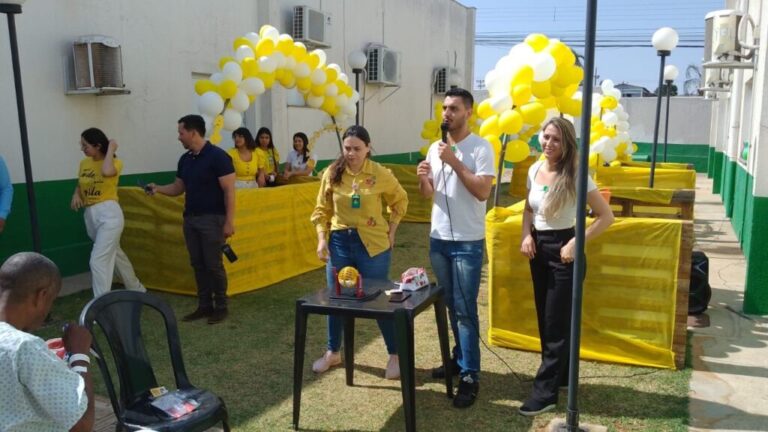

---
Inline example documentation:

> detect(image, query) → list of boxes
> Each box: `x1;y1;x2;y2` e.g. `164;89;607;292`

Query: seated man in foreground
0;252;95;432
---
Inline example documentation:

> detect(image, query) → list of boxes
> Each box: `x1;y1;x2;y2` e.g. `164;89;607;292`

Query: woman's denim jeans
325;229;396;354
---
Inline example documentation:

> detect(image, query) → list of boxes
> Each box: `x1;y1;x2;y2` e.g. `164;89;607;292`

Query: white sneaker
385;354;400;380
312;351;341;373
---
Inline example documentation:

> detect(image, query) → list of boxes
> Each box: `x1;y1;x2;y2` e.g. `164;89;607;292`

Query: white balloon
338;72;349;84
244;32;260;45
350;91;360;104
285;56;297;70
198;92;224;117
616;121;630;132
294;62;311;78
272;52;287;69
488;77;510;97
222;109;242;130
602;147;617;162
328;63;342;75
325;83;339;97
310;68;327;86
592;136;609;153
600;79;614;93
608;88;622;99
203;115;213;135
336;94;350;108
235;45;255;63
258;56;277;73
617;132;630;143
310;49;327;67
342;102;356;116
306;94;324;108
240;77;265;96
602;112;618;127
261;25;280;42
230;89;250;112
509;43;535;61
490;94;512;113
210;73;224;84
495;55;517;77
619;111;629;121
625;141;635;154
531;53;556;82
484;69;499;94
222;62;243;83
573;91;583;100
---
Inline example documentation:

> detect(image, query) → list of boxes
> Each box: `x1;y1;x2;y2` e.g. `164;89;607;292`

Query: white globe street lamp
649;27;678;187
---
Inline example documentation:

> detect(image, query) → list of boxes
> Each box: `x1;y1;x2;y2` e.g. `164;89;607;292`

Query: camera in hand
222;244;238;263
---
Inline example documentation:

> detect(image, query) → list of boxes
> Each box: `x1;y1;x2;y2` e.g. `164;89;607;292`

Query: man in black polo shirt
148;114;236;324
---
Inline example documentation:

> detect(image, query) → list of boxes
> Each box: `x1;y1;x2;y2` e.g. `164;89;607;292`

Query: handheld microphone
440;122;449;144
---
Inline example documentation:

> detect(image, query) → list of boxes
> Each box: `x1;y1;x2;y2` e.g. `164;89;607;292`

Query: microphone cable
436;133;525;384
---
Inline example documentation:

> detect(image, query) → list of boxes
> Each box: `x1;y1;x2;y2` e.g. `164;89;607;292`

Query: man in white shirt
417;88;495;408
0;252;95;432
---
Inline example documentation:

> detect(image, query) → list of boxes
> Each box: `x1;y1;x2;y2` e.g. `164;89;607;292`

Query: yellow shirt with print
255;147;281;174
78;157;123;206
311;158;408;257
227;148;259;182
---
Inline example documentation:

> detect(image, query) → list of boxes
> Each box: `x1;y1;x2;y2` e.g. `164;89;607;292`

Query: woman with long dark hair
254;127;280;187
518;117;614;416
70;128;145;297
282;132;316;180
310;125;408;379
228;127;259;188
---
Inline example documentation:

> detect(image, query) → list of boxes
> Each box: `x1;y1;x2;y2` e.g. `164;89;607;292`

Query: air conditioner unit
293;5;330;48
434;67;448;94
702;9;757;70
366;46;401;86
72;35;125;90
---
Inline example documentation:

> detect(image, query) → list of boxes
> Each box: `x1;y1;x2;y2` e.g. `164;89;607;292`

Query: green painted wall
743;194;768;314
721;159;737;216
731;164;749;241
633;142;709;173
712;151;724;194
0;171;176;276
707;147;715;178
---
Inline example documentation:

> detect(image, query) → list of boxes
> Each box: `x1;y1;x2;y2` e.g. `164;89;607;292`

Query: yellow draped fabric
486;205;683;369
595;165;696;189
119;183;323;296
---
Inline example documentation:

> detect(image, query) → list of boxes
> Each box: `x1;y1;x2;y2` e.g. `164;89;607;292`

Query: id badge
351;193;361;209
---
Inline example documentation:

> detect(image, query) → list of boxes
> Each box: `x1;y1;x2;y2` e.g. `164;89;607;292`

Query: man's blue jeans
429;237;484;379
325;229;397;354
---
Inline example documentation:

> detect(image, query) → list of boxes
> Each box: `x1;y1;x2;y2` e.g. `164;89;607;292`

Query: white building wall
621;97;712;145
0;0;475;183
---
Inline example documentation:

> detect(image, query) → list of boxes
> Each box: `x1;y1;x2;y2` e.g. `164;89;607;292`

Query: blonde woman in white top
518;117;614;417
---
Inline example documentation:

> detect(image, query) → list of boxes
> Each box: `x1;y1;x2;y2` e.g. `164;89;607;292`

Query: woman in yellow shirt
254;127;280;187
310;125;408;379
70;128;145;297
227;127;259;188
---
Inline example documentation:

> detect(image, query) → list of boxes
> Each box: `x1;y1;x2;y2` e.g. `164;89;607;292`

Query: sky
460;0;726;93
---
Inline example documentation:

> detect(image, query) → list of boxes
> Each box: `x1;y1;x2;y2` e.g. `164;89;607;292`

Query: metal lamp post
347;50;367;126
662;64;679;162
649;27;678;187
1;0;41;252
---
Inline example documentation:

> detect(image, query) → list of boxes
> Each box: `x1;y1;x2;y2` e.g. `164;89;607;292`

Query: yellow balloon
307;52;321;69
588;152;598;167
539;97;557;109
194;80;214;96
525;34;549;52
321;97;339;116
325;68;338;83
531;81;551;99
504;140;530;163
421;130;434;141
600;96;618;110
257;72;275;89
558;97;582;116
434;101;443;117
210;133;222;145
605;128;617;138
511;66;534;87
563;84;579;98
479;115;500;138
485;134;502;155
279;72;296;88
277;36;294;55
310;84;326;97
296;77;312;92
274;69;285;80
519;102;546;125
420;144;430;154
512;84;532;107
477;99;495;120
232;37;253;52
547;40;571;65
424;119;440;131
241;58;259;77
498;109;523;135
255;38;275;57
218;80;238;99
219;56;235;70
292;43;308;63
550;84;565;97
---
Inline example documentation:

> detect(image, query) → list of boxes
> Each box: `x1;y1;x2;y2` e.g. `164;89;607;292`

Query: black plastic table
292;281;453;432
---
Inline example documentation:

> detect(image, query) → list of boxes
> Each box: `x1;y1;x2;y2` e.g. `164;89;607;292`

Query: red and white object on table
399;267;430;291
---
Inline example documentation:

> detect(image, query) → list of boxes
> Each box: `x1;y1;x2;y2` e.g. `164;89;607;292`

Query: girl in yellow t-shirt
227;127;259;188
70;128;145;298
254;127;280;187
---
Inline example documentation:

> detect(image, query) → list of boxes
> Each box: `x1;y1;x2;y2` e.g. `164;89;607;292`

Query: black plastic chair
79;291;230;432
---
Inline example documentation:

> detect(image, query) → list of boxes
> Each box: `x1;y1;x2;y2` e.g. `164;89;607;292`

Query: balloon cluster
418;101;482;156
587;79;636;166
476;34;584;164
194;25;360;144
307;122;344;153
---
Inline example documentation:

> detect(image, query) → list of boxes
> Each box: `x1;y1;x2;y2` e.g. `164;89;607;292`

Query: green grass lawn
35;198;691;431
